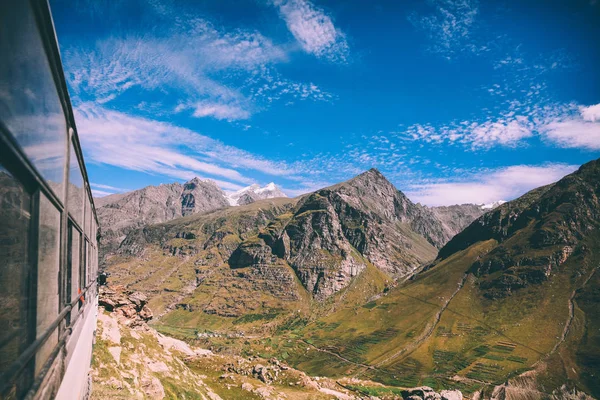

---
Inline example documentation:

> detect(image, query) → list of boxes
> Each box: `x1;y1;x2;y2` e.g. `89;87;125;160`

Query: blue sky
50;0;600;205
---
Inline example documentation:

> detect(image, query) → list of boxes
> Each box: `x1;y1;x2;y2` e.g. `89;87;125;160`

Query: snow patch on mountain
227;183;287;206
480;200;507;210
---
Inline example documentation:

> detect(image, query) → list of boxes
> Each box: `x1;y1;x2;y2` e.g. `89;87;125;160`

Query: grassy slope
273;231;599;397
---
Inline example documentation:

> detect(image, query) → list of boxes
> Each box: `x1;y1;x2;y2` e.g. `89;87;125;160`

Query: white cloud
580;103;600;122
91;183;130;192
64;12;336;120
91;189;114;197
541;120;600;150
74;103;302;190
191;102;251;121
469;117;533;148
273;0;349;62
398;102;600;151
405;163;578;206
64;6;344;122
536;102;600;150
408;0;480;59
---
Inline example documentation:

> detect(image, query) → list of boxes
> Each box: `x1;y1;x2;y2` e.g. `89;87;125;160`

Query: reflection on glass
68;146;84;226
0;166;31;391
35;194;61;374
84;196;91;239
84;240;90;288
0;2;67;201
69;225;80;313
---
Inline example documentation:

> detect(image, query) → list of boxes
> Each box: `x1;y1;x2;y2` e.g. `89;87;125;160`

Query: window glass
68;224;80;311
84;195;91;239
0;166;32;386
68;146;84;226
35;194;61;374
82;240;89;289
0;2;67;201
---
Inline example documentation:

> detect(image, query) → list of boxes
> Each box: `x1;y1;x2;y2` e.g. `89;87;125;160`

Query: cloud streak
273;0;349;62
74;103;305;190
398;102;600;151
405;163;578;206
540;103;600;150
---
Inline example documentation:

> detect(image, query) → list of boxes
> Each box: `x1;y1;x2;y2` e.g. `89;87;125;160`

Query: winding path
549;266;598;356
372;273;469;368
300;339;376;370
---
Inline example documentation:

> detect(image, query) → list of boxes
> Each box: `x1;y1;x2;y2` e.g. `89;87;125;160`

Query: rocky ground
91;285;468;400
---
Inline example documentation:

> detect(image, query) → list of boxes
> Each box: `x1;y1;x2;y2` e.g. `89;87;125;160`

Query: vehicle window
0;1;67;201
68;146;84;227
35;194;61;374
0;166;32;396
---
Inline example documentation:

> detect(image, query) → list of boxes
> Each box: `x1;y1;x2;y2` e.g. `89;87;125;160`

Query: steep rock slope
232;169;448;299
96;178;229;264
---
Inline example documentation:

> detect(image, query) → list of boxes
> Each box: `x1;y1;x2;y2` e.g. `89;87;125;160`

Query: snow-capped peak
480;200;507;210
227;182;287;206
256;182;277;194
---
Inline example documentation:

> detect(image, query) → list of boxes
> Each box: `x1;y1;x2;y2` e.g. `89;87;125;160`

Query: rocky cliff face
230;169;452;299
96;178;229;265
180;177;230;216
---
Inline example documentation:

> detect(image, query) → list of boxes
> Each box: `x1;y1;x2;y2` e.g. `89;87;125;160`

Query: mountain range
93;160;600;399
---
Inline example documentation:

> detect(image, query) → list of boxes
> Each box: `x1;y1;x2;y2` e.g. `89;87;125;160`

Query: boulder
401;386;442;400
441;390;463;400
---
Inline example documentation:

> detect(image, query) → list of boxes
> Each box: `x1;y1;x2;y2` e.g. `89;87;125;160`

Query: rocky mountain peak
181;178;229;216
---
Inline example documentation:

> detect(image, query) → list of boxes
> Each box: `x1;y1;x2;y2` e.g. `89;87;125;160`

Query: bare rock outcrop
233;169;448;299
99;285;153;326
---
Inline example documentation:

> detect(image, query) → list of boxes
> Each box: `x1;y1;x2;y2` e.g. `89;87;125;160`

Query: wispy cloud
191;102;252;121
408;0;481;59
91;183;130;193
399;114;534;150
64;21;284;119
405;163;578;206
62;3;336;121
272;0;349;62
74;103;304;190
396;101;600;151
91;189;115;197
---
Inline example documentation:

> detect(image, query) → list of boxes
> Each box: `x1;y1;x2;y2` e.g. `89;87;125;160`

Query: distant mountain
227;182;287;206
108;168;487;305
424;203;488;243
95;177;229;264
